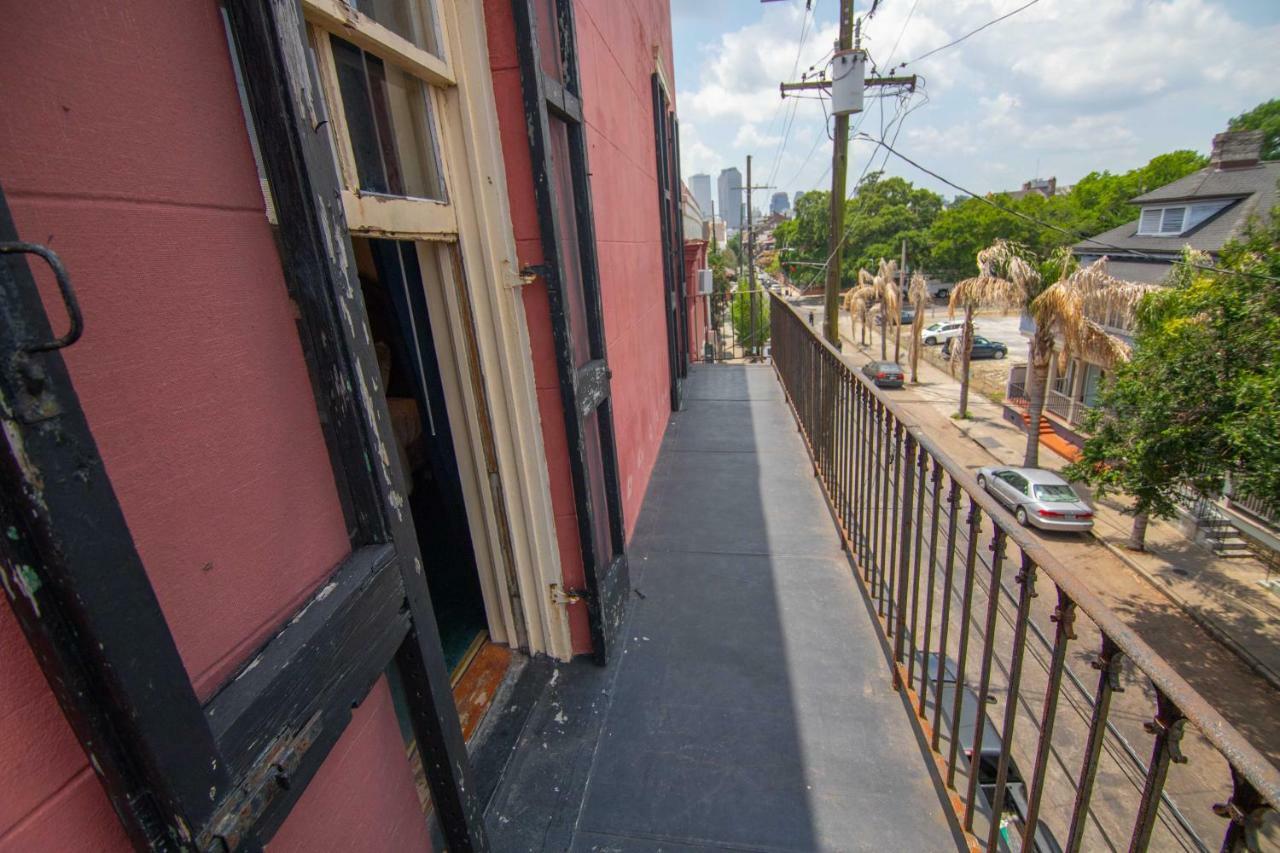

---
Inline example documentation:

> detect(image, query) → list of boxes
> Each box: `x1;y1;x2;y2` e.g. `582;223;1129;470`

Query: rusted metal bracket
0;241;84;423
550;583;586;606
518;264;551;287
199;712;324;852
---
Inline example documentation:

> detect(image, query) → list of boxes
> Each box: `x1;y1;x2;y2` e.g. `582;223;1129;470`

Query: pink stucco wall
0;1;427;847
485;0;677;655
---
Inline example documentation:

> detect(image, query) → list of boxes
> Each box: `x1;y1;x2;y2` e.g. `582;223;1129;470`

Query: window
349;0;442;57
1136;205;1190;235
330;35;445;201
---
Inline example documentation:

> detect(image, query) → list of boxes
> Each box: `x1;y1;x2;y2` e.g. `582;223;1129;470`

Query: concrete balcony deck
483;364;962;851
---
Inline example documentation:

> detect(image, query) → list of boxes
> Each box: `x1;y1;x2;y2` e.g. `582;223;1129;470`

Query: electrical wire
898;0;1042;69
859;134;1280;284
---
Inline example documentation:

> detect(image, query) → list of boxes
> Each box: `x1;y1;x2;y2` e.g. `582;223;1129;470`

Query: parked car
861;360;904;388
922;320;964;345
918;654;1064;853
900;305;916;325
976;466;1094;532
941;335;1008;360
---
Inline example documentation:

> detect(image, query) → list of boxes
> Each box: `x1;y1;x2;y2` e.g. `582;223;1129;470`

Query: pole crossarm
780;75;917;96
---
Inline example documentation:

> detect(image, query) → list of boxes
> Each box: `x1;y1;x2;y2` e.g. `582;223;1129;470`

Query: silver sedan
975;466;1095;532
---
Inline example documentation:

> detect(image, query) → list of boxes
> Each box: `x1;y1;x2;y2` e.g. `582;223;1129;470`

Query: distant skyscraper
689;174;713;219
717;167;743;231
793;191;807;211
770;191;790;216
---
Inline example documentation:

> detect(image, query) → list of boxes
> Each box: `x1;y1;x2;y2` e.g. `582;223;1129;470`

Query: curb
1093;535;1280;693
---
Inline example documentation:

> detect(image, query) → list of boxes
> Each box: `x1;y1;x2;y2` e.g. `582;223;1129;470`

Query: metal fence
769;291;1278;853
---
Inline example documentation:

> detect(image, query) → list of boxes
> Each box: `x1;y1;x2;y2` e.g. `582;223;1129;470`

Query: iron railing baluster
1022;585;1077;848
963;524;1007;833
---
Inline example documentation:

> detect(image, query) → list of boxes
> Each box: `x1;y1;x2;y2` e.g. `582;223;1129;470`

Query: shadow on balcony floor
483;364;962;851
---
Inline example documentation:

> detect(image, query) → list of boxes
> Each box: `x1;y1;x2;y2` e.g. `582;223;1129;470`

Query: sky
672;0;1280;215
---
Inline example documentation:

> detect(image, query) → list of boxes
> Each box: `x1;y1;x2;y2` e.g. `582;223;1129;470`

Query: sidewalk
828;304;1280;689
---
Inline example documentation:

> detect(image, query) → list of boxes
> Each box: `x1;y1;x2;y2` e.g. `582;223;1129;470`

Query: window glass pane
350;0;442;57
331;35;445;201
535;0;563;82
1138;208;1161;234
1161;206;1185;233
549;117;591;367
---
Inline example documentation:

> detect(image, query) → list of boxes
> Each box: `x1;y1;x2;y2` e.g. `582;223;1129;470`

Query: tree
1022;257;1154;467
1065;215;1280;550
948;241;1033;418
1228;98;1280;161
906;271;929;383
843;262;899;357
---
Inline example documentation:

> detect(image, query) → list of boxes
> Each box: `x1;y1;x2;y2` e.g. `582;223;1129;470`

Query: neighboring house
0;0;690;848
1007;129;1279;557
1004;176;1059;200
1075;130;1278;284
1011;129;1278;440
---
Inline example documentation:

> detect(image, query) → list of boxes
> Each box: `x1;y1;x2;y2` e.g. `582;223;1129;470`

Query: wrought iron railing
769;291;1278;853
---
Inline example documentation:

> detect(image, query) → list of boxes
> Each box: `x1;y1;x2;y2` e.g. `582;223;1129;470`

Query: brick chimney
1211;130;1264;170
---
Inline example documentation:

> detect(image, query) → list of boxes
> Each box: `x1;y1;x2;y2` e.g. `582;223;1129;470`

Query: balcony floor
483;364;961;851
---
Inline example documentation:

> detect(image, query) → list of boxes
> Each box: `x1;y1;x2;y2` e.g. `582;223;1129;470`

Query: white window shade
1161;207;1185;233
1138;208;1162;234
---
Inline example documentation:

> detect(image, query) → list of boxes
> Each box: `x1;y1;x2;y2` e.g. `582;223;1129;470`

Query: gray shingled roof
1074;161;1279;258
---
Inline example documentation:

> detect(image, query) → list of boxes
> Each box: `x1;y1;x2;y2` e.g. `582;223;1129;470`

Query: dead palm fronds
843;268;876;346
946;240;1037;417
874;258;901;360
1019;258;1160;464
907;271;929;382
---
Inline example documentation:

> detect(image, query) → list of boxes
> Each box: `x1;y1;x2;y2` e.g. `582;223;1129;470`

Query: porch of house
481;364;962;851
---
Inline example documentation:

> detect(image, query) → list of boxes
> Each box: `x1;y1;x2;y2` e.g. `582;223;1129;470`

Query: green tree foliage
1228;98;1280;161
730;286;770;352
923;150;1208;282
1065;215;1280;543
772;174;943;291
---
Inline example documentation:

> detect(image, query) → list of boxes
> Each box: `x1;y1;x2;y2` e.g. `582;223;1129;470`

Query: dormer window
1138;205;1188;235
1136;200;1234;236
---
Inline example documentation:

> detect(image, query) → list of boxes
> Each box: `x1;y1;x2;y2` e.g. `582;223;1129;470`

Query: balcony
480;296;1278;851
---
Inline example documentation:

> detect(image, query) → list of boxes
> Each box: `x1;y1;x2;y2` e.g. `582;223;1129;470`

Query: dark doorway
353;236;488;676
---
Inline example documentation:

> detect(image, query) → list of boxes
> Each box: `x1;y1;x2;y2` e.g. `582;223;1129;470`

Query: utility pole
747;155;757;359
822;1;855;350
731;162;774;361
779;1;916;350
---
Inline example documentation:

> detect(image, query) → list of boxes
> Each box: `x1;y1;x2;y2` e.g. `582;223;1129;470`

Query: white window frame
1136;204;1190;236
301;0;574;659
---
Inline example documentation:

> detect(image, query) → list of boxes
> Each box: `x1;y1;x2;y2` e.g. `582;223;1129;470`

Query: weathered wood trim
342;191;458;240
512;0;629;664
0;189;229;850
224;0;486;848
574;359;609;419
301;0;455;87
542;74;582;124
440;0;573;658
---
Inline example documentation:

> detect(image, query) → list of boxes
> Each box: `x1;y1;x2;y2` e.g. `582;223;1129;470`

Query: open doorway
352;236;488;676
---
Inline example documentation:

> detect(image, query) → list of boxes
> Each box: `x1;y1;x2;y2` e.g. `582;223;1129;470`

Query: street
794;295;1280;850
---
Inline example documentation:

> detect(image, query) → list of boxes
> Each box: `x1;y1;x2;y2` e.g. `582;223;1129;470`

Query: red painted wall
0;2;427;847
485;0;677;654
684;241;709;362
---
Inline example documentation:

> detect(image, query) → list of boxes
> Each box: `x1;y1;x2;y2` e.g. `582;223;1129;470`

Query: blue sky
672;0;1280;214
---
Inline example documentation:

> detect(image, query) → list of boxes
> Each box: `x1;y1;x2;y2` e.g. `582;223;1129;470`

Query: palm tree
1022;256;1157;467
906;271;929;383
948;241;1035;418
843;269;876;347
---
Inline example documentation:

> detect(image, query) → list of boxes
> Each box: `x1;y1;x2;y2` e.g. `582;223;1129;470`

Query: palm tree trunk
879;309;887;359
1127;512;1150;552
957;306;974;418
910;323;921;382
894;316;902;363
1023;341;1050;468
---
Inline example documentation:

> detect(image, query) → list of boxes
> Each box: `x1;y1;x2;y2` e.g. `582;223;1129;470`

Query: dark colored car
861;360;904;388
941;335;1008;360
918;654;1064;853
900;305;917;325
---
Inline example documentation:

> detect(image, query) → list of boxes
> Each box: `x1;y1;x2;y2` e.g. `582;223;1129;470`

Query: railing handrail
767;290;1280;809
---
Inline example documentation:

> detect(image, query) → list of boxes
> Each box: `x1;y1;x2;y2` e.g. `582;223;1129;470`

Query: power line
859;134;1280;284
898;0;1042;69
763;0;821;191
880;0;920;72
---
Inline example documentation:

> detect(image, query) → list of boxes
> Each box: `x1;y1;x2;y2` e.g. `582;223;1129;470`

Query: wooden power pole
779;0;916;350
